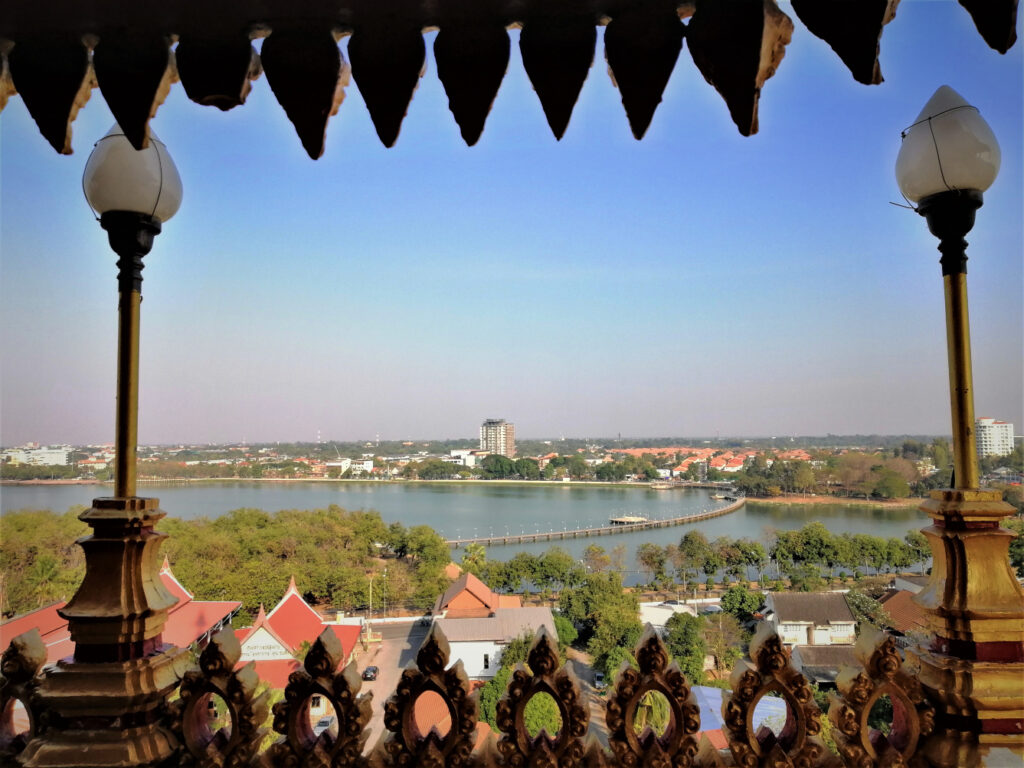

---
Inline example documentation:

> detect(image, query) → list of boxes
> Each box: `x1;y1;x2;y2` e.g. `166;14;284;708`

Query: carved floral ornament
0;0;1017;158
0;617;961;768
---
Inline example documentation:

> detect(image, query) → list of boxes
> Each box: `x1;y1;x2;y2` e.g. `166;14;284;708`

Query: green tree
636;543;667;584
675;531;711;590
536;547;581;592
481;454;516;479
587;601;643;676
846;589;888;633
663;613;706;684
479;666;512;727
702;612;748;678
873;469;911;499
514;458;541;480
720;584;762;623
460;543;487;576
523;692;562;738
582;544;611;573
603;645;638;681
553;614;578;647
566;456;591;480
406;525;448;566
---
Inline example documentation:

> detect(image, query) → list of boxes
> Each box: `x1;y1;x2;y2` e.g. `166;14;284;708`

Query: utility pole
367;573;374;627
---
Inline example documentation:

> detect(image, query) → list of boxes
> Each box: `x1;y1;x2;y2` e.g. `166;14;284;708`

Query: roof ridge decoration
0;0;1016;157
158;556;195;603
267;575;322;622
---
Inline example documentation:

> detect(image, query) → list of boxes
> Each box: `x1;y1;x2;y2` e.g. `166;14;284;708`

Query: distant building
761;592;858;686
480;418;516;458
432;573;551;679
878;589;930;648
762;592;856;647
1;446;71;466
976;417;1015;457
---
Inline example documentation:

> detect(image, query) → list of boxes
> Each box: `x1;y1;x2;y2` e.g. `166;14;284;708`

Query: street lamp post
22;126;185;768
895;86;1024;760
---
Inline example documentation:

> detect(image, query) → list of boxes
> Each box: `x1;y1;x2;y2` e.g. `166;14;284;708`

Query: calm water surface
1;481;926;564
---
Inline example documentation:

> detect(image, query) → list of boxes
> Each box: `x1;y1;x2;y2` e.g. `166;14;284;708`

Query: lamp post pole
104;211;161;498
895;87;1024;763
917;190;983;490
18;127;187;768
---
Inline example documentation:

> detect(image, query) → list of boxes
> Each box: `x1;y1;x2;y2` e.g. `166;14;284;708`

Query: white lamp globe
895;86;1000;204
83;125;183;223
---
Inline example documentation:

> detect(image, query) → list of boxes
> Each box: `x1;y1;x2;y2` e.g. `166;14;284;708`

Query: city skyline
2;5;1022;446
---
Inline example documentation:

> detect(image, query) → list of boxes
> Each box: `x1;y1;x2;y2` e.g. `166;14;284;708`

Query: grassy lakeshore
745;494;923;508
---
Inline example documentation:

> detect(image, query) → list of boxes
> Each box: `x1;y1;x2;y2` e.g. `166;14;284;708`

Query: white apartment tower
976;418;1015;457
480;419;516;457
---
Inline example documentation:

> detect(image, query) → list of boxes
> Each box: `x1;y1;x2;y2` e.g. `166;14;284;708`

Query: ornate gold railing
2;487;1022;768
0;598;1018;768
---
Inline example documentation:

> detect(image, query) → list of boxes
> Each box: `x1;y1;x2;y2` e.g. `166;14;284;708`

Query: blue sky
1;2;1021;445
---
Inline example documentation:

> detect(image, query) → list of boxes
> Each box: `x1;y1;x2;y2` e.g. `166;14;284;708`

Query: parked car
593;671;606;691
699;604;723;615
313;716;336;736
362;665;379;681
661;599;682;606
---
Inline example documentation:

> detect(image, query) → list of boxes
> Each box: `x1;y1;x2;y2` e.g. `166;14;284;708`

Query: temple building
0;557;241;665
234;575;362;688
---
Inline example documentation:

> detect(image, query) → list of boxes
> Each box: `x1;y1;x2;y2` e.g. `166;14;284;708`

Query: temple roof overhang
0;0;1017;159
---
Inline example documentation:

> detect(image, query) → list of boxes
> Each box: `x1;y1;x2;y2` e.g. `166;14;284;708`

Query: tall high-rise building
480;418;516;457
976;417;1015;457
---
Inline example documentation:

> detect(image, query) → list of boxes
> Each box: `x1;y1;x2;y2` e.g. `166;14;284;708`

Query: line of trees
457;523;934;599
0;506;450;621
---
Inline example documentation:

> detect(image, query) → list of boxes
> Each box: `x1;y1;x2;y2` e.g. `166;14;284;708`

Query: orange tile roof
434;572;500;616
2;562;240;665
879;590;929;634
266;576;328;650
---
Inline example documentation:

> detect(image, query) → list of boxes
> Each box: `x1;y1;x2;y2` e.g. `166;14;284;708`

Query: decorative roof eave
0;0;1017;159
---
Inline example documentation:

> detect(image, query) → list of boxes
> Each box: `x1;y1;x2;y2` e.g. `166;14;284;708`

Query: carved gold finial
605;625;701;768
829;627;934;767
722;623;828;767
0;629;47;759
269;626;372;768
169;628;270;768
381;623;478;767
494;627;598;768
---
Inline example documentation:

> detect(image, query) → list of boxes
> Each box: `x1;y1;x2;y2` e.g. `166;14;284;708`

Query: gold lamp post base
910;489;1024;762
18;651;189;768
18;496;188;768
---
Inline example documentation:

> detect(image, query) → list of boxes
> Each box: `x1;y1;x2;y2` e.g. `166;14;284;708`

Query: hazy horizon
2;5;1021;446
4;431;994;450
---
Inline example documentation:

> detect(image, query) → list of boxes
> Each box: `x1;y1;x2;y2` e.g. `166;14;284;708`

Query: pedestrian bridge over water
444;497;745;548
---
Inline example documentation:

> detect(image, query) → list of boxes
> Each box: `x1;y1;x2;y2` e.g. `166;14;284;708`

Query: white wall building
480;418;516;458
434;608;556;679
763;592;856;647
1;447;71;466
976;418;1015;457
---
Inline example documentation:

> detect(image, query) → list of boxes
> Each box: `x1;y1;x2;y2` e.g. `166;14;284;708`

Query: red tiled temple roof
2;562;240;664
266;575;328;650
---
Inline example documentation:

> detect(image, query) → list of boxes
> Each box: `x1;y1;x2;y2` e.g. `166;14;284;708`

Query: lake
0;481;927;574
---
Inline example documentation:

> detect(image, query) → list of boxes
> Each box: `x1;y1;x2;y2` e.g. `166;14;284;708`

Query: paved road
354;621;429;751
